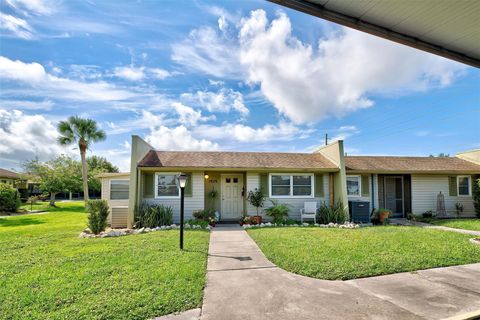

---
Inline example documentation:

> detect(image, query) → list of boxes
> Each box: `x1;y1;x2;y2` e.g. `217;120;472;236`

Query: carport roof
269;0;480;68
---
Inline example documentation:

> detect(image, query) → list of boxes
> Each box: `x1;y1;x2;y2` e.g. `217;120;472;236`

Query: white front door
221;174;243;220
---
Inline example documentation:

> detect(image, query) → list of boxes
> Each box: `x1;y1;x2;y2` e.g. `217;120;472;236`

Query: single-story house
98;136;480;228
345;155;480;221
0;168;21;186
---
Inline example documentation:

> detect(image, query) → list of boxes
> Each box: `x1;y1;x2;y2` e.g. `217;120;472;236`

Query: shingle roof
0;168;20;179
138;150;338;170
345;156;480;173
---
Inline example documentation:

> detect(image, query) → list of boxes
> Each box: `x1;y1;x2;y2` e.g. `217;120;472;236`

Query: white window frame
269;173;314;198
109;179;130;200
346;175;361;197
457;175;471;197
155;172;181;199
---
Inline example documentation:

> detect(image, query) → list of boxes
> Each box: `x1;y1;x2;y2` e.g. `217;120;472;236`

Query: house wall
245;172;330;221
411;174;475;217
347;174;373;212
315;140;348;206
99;175;130;226
457;149;480;165
141;171;205;223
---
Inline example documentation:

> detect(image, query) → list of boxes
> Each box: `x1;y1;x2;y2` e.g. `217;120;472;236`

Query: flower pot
209;221;216;227
252;215;262;225
378;211;389;223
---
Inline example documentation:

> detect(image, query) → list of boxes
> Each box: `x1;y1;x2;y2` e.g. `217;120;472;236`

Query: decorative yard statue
436;191;446;217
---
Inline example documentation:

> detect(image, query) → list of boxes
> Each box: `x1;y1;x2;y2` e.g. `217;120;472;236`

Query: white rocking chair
300;202;317;224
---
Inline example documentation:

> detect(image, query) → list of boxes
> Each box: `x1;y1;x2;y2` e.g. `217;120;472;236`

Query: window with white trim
457;176;471;196
270;174;313;198
155;173;179;198
346;175;361;196
110;180;129;200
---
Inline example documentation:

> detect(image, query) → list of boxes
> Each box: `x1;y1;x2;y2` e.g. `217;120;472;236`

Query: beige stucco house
0;168;21;186
98;135;480;228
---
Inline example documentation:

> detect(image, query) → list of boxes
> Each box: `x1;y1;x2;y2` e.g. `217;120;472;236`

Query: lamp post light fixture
177;173;188;250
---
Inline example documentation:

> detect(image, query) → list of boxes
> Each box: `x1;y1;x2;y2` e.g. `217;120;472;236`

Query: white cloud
150;68;171;79
173;102;214;126
0;108;71;165
145;125;219;151
181;88;249;115
113;65;172;81
172;9;465;124
194;121;311;143
171;26;242;79
0;56;136;102
329;125;360;141
0;99;54;110
6;0;55;15
0;13;34;39
113;66;145;81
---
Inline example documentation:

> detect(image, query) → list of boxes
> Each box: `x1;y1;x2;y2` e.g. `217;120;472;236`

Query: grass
0;202;210;320
426;218;480;231
19;200;52;211
247;226;480;280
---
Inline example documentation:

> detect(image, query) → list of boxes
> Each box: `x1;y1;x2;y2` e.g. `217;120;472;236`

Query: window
270;174;313;198
346;175;361;196
156;173;179;198
110;180;129;200
457;176;471;196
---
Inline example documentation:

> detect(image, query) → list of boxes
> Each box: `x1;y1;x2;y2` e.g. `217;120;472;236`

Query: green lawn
0;202;210;320
247;226;480;280
19;200;52;211
427;218;480;231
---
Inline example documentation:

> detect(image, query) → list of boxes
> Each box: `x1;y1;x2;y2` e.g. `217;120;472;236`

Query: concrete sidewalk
200;225;480;320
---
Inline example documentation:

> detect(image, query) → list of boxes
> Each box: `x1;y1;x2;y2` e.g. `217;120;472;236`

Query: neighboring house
0;168;21;186
96;172;130;227
98;135;480;228
345;154;480;220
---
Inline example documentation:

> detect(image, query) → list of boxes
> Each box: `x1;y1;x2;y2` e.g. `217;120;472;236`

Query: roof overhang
346;170;480;175
138;167;339;172
269;0;480;68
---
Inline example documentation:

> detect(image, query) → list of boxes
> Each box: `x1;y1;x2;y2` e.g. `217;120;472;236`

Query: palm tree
57;116;106;201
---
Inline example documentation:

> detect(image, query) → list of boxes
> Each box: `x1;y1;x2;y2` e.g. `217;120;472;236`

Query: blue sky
1;0;479;171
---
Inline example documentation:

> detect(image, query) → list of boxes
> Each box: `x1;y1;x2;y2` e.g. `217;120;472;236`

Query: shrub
422;210;435;218
86;199;109;234
473;178;480;218
317;201;348;224
192;208;215;221
135;202;173;228
264;200;290;223
185;219;209;228
247;188;265;216
0;183;21;213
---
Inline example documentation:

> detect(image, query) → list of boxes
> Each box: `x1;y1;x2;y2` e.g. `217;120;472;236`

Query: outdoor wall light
177;172;187;250
204;174;209;180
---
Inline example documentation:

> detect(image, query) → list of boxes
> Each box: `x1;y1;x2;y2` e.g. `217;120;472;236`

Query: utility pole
325;133;328;145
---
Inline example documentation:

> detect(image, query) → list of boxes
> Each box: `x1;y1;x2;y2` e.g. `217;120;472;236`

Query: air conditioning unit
348;201;370;223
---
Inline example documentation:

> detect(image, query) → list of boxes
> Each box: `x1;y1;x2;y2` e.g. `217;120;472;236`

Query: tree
87;156;119;194
23;155;82;206
57;116;106;201
429;153;450;157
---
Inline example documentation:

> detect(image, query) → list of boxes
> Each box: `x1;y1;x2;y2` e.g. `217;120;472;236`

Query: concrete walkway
201;225;480;320
390;218;480;236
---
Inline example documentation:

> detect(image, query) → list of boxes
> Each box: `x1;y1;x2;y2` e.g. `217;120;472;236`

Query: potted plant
247;188;265;225
239;215;252;226
375;208;391;224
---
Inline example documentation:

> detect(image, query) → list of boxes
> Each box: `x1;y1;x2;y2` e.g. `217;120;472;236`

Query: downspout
370;174;375;218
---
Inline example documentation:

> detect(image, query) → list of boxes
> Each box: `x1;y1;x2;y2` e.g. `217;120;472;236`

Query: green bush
265;200;290;223
0;183;21;213
135;202;173;228
192;208;215;221
317;201;348;224
86;199;109;234
185;219;209;228
473;178;480;218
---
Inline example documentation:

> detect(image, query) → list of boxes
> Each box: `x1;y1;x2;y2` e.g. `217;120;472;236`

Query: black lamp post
177;173;187;250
